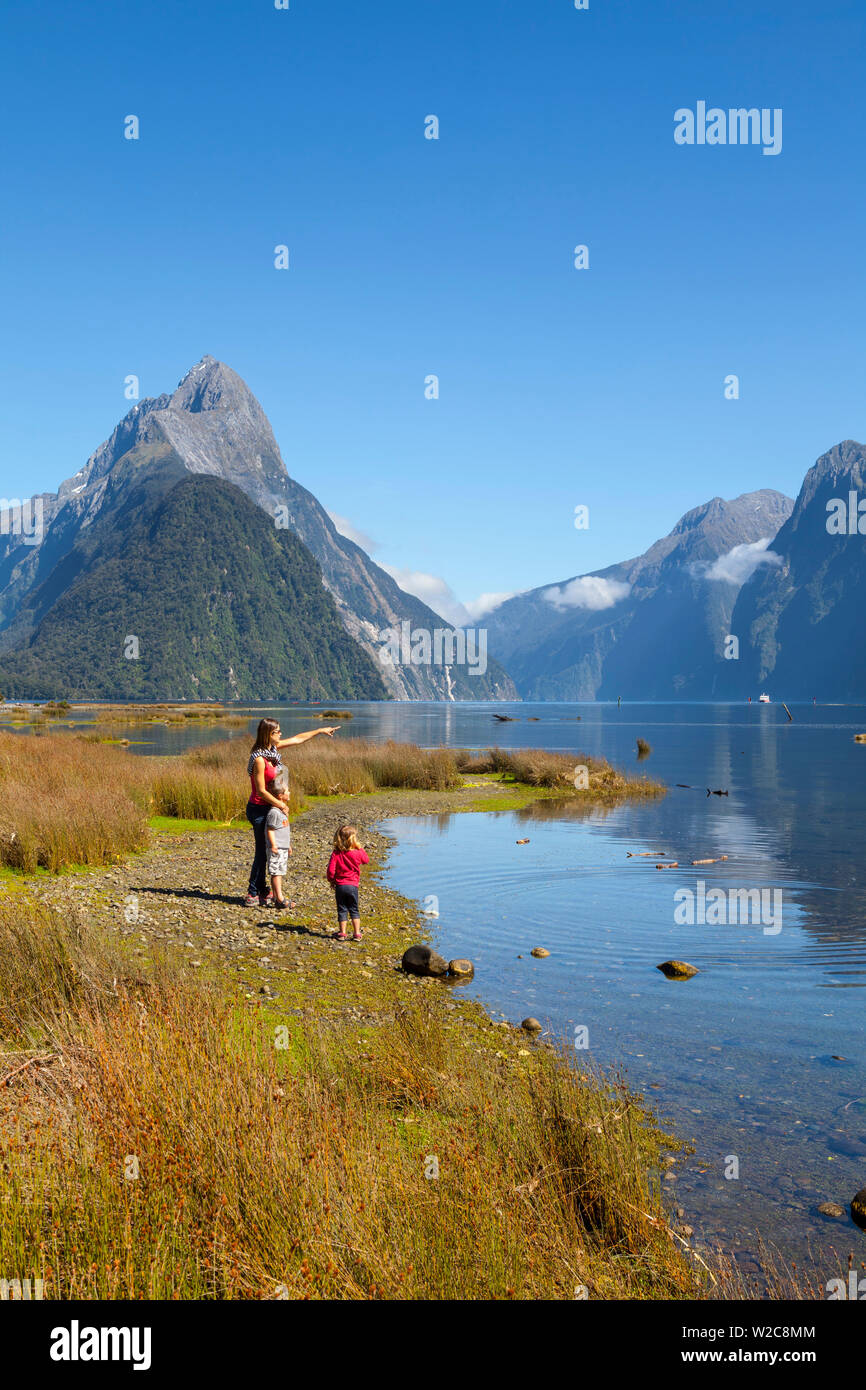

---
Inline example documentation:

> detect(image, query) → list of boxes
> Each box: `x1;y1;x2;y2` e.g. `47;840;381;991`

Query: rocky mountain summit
0;357;516;701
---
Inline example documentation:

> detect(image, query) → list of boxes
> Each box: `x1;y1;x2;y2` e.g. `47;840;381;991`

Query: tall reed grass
0;732;148;872
455;746;665;797
0;730;662;871
0;901;703;1301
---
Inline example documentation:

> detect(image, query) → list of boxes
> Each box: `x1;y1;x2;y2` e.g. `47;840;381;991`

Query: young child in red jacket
326;823;370;942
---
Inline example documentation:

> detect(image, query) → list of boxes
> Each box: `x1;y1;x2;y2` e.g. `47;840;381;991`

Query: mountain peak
169;355;255;415
797;439;866;510
1;355;517;702
672;489;793;537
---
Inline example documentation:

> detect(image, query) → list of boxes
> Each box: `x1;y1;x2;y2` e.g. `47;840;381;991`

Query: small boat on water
759;693;771;703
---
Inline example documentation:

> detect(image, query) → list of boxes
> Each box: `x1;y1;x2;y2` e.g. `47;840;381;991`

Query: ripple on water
380;776;866;1271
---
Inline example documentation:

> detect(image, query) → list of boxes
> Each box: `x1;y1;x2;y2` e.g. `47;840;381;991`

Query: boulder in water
851;1189;866;1229
817;1202;846;1220
448;958;474;978
657;960;698;980
401;944;449;978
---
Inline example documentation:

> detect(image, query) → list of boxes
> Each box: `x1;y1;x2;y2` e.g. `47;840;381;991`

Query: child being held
265;770;292;909
326;823;369;942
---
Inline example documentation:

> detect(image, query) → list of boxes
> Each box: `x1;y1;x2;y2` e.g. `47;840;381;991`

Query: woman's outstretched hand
320;726;340;737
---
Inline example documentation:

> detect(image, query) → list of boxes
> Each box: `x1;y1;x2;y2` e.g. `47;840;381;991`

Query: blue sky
1;0;864;620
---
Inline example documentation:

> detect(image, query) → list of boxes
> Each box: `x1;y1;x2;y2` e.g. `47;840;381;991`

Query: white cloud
382;564;468;625
330;518;515;628
542;576;631;611
703;537;782;585
328;511;379;554
462;591;517;621
381;568;515;628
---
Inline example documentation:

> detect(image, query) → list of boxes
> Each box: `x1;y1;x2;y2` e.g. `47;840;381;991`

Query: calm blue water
8;698;866;1271
365;700;866;1275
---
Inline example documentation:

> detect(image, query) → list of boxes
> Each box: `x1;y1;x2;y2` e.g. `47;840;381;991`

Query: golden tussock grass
0;730;661;872
0;733;148;872
455;746;665;797
185;736;462;806
0;901;707;1301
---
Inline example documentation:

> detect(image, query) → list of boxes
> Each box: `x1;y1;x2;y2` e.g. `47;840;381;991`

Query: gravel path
26;784;512;1031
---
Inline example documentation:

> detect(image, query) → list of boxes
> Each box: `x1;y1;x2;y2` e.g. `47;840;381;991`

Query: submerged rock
817;1202;846;1220
401;944;449;977
531;947;550;958
829;1135;866;1158
657;960;699;979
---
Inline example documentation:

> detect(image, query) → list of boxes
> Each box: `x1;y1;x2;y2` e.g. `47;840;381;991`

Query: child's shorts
335;884;360;921
268;849;289;877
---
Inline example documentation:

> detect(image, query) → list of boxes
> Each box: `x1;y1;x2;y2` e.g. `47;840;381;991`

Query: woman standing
244;717;339;906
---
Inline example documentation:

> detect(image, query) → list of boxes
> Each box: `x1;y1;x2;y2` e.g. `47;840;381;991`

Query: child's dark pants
335;884;360;922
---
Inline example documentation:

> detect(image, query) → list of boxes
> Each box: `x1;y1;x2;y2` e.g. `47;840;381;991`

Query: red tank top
249;756;277;805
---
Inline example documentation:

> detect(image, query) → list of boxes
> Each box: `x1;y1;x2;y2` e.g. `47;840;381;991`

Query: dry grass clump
89;704;248;727
166;738;660;820
187;736;461;802
0;901;702;1301
292;738;460;795
0;731;662;871
146;765;249;822
456;747;664;798
0;732;148;872
0;902;122;1047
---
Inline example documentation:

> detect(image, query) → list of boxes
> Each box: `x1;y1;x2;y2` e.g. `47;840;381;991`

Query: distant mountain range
484;439;866;701
484;490;795;699
0;355;860;704
0;357;515;702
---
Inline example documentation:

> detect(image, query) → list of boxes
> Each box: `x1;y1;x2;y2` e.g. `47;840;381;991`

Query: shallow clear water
372;702;866;1275
8;698;866;1271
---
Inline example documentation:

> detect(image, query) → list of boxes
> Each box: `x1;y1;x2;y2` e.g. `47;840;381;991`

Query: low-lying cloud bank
381;565;515;628
543;575;632;612
700;537;782;585
328;512;514;627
